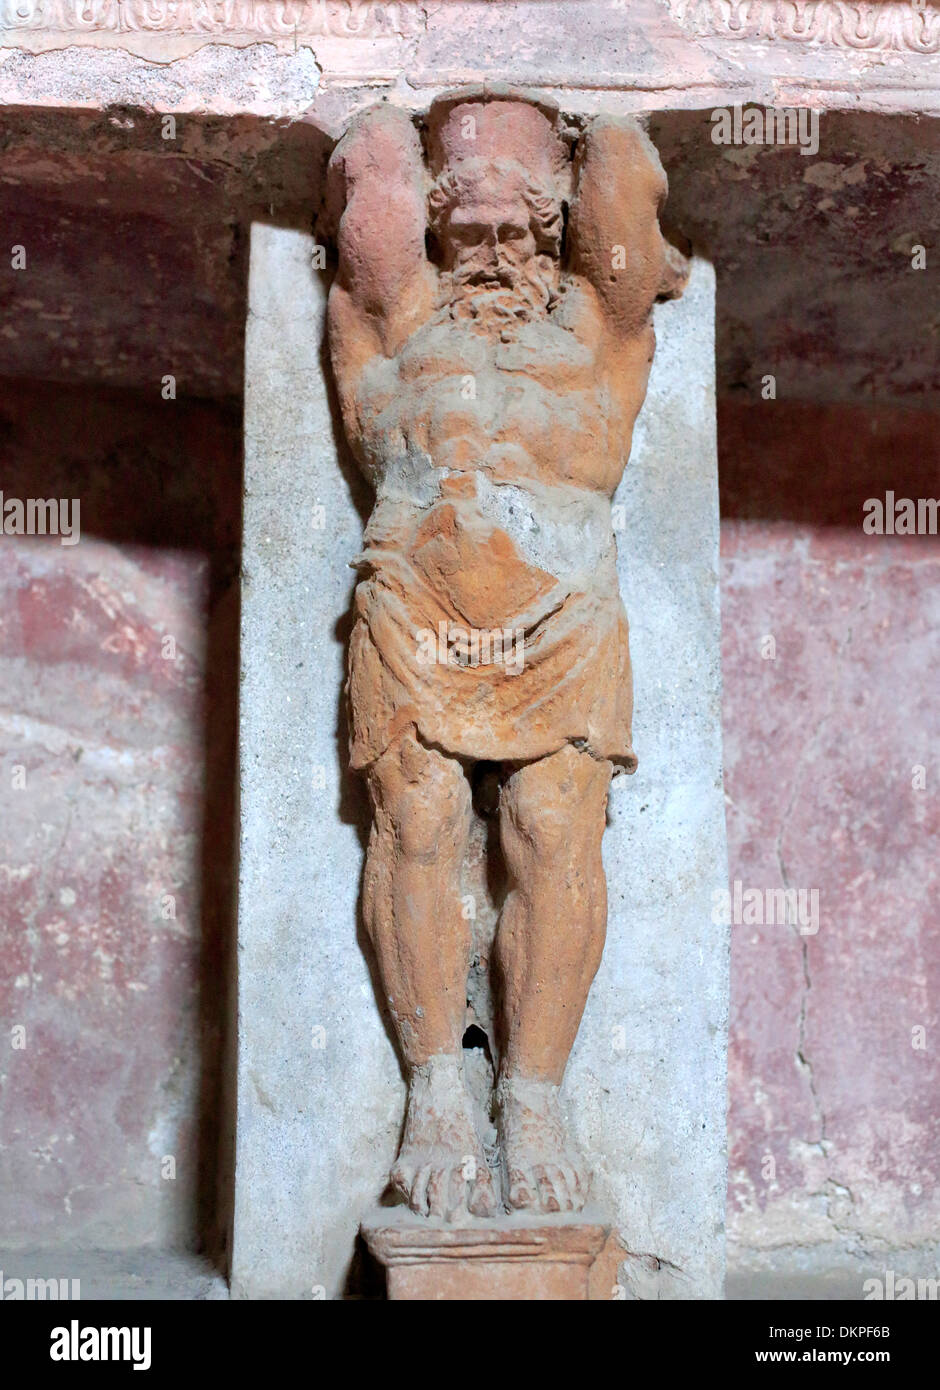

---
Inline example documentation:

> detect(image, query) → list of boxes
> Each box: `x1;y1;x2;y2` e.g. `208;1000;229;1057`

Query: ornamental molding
664;0;940;53
1;1;936;57
0;0;424;36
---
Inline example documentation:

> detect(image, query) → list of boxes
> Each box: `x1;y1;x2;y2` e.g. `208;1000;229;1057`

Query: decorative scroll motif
665;0;940;53
0;0;424;36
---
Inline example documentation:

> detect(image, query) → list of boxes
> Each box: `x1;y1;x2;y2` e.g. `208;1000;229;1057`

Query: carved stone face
445;188;537;291
434;161;561;325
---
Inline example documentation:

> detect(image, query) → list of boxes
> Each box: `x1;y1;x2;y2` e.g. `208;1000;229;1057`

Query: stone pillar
569;257;729;1299
233;218;727;1300
232;222;405;1301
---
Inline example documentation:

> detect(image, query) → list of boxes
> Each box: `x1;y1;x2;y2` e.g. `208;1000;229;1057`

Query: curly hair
427;156;564;257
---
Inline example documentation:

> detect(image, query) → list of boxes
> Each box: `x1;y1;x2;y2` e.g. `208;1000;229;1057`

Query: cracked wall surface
1;2;938;116
720;399;940;1286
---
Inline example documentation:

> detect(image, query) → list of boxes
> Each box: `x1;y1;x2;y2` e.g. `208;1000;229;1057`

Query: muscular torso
345;282;655;594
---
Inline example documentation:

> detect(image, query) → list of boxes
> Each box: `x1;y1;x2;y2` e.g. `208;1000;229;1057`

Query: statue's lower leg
495;744;612;1214
364;733;496;1219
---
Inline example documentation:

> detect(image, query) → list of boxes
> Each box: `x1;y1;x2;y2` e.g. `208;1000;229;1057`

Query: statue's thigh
367;732;471;861
500;744;611;866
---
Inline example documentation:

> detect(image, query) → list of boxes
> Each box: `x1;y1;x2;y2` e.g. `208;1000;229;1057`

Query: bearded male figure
325;90;683;1221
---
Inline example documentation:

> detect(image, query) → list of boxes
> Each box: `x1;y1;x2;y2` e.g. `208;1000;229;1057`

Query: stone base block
362;1209;608;1301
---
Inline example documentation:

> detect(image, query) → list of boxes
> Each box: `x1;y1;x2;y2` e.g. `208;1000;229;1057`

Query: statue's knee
503;787;570;861
395;757;469;861
503;748;609;861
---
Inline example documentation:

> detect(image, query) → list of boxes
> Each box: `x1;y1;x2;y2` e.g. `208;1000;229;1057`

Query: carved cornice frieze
664;0;940;53
1;0;936;57
0;0;424;36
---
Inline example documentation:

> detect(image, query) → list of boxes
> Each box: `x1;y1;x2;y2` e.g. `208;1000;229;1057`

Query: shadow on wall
651;109;940;411
0;380;240;1264
0;108;335;1270
718;398;940;525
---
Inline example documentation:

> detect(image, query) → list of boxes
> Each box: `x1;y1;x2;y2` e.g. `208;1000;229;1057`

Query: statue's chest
397;319;597;396
362;319;609;467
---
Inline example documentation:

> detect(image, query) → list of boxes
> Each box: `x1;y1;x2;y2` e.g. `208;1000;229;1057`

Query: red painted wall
0;380;238;1251
721;400;939;1265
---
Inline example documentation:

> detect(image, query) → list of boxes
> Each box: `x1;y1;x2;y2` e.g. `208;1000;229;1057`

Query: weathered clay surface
325;89;682;1224
362;1208;608;1300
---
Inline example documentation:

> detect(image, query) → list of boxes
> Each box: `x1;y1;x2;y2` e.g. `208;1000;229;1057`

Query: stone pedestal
363;1211;608;1301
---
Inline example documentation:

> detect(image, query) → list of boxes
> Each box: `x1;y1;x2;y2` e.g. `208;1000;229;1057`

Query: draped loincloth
346;498;637;773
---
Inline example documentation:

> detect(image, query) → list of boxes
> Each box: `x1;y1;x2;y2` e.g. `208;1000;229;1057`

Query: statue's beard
441;259;557;334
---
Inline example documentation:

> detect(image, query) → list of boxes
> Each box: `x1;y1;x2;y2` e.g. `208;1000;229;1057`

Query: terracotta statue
325;88;683;1221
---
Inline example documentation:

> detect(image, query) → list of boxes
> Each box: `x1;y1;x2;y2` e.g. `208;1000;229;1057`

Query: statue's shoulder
551;277;608;343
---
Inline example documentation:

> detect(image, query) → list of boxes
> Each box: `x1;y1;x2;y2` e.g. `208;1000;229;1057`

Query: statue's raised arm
566;117;684;341
325;105;437;449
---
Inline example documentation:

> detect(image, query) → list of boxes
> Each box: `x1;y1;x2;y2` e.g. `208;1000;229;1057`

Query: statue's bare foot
496;1076;591;1214
391;1056;497;1220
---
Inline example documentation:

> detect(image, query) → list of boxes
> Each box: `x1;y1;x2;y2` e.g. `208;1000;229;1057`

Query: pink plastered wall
0;380;239;1252
720;399;940;1264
